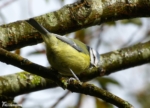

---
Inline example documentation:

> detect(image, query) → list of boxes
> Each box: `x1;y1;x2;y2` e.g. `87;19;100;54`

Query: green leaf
95;98;113;108
120;18;142;26
105;21;116;26
96;77;122;89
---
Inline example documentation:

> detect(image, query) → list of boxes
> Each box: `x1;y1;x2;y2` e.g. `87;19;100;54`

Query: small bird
26;18;100;81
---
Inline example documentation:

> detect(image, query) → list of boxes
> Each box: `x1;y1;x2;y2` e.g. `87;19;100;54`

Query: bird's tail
26;18;58;47
26;18;49;35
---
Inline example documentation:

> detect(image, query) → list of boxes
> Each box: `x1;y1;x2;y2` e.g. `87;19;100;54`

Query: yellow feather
46;38;90;76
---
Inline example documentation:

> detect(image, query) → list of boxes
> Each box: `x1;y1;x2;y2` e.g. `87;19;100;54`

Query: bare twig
51;91;70;108
0;0;17;9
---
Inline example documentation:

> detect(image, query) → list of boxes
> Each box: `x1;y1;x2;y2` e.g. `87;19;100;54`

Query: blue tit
26;18;100;80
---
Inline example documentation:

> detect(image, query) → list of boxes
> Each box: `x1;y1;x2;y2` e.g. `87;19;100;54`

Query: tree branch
0;45;138;107
51;91;70;108
0;0;149;51
0;72;57;97
0;40;150;107
0;47;60;81
77;40;150;81
1;40;150;81
0;0;150;107
67;80;133;108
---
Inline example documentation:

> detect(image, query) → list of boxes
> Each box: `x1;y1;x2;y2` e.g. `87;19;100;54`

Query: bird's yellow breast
46;39;90;76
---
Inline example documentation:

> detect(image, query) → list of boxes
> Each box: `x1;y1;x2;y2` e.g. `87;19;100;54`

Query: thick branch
0;72;57;97
0;47;134;107
78;40;150;80
0;48;61;82
1;40;150;81
2;39;149;107
100;40;150;75
0;0;149;50
67;80;133;108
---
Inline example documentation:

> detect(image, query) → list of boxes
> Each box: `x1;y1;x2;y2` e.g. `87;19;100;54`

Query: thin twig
51;91;70;108
0;0;17;9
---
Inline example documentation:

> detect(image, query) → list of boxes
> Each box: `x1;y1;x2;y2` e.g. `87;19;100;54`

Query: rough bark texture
0;0;149;51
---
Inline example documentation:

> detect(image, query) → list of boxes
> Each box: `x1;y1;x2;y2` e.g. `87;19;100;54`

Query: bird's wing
88;47;100;67
56;35;84;52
